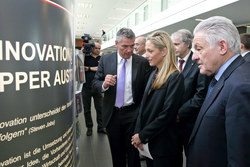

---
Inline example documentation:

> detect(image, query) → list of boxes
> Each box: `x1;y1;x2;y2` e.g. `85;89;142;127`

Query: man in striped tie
171;29;211;167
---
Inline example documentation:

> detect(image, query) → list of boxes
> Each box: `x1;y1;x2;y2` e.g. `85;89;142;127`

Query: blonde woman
132;31;184;167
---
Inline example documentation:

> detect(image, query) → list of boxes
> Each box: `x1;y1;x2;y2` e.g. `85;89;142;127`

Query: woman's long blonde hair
147;30;179;89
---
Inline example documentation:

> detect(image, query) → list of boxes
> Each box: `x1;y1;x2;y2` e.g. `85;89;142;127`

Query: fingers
131;134;141;147
103;75;117;88
176;115;180;123
138;144;144;151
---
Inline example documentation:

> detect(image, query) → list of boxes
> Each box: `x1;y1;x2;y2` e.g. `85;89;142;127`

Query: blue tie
206;78;217;98
115;58;127;108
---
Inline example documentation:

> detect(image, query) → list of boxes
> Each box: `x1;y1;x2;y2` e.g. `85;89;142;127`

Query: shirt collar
117;52;132;63
178;51;191;62
242;50;250;57
214;54;240;81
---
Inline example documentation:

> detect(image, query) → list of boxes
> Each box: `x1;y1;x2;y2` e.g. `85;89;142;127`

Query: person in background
187;16;250;167
92;28;152;167
171;29;211;167
132;30;185;167
134;36;147;57
240;33;250;62
82;42;106;136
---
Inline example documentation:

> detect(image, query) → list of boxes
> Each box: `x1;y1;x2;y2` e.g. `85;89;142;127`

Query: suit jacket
92;52;152;127
243;51;250;63
178;52;211;135
187;56;250;167
135;70;185;157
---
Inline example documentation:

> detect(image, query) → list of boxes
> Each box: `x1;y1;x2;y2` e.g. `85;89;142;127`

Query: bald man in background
134;36;146;57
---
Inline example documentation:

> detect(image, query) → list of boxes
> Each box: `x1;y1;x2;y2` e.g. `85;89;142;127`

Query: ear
162;47;168;57
115;40;118;47
218;40;228;55
240;43;244;49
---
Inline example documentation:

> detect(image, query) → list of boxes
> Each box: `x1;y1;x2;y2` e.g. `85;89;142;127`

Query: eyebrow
121;44;134;47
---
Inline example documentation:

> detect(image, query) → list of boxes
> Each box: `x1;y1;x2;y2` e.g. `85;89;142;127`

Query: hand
138;143;144;151
103;75;117;89
84;66;89;71
91;66;98;71
176;115;180;123
131;134;141;148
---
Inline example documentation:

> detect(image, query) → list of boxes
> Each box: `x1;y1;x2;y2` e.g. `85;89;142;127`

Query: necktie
179;59;185;72
115;58;127;108
206;77;217;98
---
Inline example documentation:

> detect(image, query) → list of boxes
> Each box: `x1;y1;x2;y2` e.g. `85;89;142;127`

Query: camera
81;34;95;56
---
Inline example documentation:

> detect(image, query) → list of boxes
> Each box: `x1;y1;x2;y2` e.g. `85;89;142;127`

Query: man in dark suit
92;28;152;167
187;16;250;167
171;29;211;167
240;33;250;62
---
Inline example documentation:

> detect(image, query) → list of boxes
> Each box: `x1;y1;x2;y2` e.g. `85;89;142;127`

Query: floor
76;100;185;167
76;103;147;167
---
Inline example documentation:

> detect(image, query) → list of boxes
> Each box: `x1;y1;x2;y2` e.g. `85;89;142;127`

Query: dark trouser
146;155;175;167
82;87;103;130
174;123;193;167
106;106;141;167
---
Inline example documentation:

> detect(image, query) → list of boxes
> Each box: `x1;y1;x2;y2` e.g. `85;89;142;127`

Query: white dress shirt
116;53;134;107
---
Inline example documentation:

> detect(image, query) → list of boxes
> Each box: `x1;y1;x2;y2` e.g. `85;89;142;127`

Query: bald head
134;36;146;56
92;42;101;56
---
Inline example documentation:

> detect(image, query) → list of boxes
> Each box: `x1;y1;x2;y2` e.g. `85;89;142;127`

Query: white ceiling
75;0;146;39
75;0;250;53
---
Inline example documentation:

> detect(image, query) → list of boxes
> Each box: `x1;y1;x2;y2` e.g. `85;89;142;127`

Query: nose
192;51;199;61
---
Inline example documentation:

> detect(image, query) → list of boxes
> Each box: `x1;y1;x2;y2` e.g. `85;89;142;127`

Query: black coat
135;70;185;157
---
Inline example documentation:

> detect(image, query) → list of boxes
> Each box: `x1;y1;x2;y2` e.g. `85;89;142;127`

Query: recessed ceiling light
195;18;204;22
78;3;93;8
77;21;86;24
77;14;89;18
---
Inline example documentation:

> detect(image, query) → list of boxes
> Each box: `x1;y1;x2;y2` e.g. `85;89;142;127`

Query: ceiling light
78;3;93;9
77;14;89;18
77;21;86;24
195;18;204;22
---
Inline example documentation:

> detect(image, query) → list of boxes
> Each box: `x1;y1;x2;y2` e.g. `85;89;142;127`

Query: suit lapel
132;54;138;98
188;79;224;144
111;52;118;75
188;56;245;145
182;52;194;78
140;70;155;108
